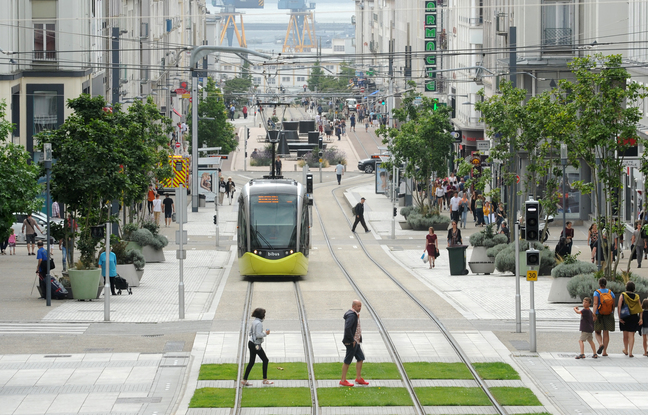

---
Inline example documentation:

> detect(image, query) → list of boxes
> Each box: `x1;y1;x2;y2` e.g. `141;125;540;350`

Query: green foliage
551;260;598;278
242;388;311;407
142;220;160;236
100;240;145;270
0;101;42;241
486;243;509;259
406;213;451;230
469;224;508;247
400;206;416;219
403;362;472;379
223;70;252;107
307;61;355;93
189;388;234;408
188;77;237;153
378;86;454;212
313;362;401;380
490;387;542;406
473;362;520;380
494;241;556;275
199;362;308;380
129;228;168;250
567;273;648;300
318;387;412;407
122;223;138;239
415;387;489;406
301;147;346;168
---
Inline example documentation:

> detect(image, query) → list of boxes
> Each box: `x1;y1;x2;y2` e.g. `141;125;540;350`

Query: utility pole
112;27;120;106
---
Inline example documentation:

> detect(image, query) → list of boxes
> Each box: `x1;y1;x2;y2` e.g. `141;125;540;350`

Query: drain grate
142;334;164;337
115;397;162;404
44;355;71;358
84;348;113;352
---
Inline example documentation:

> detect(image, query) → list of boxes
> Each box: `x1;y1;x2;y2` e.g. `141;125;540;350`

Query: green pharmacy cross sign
424;1;437;92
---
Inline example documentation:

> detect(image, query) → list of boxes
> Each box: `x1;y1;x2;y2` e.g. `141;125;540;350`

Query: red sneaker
355;378;369;385
339;380;354;387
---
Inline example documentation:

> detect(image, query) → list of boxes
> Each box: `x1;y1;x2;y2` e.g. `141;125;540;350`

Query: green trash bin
447;245;469;275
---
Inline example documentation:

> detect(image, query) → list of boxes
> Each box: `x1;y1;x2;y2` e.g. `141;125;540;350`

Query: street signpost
477;140;490;151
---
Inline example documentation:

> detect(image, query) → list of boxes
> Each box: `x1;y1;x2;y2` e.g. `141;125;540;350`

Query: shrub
101;240;146;270
250;147;273;167
301;149;330;168
129;228;168;250
125;249;146;270
400;206;416;219
323;147;346;165
122;223;138;240
551;261;598;278
568;273;648;300
142;220;160;236
494;241;556;275
406;213;451;230
486;243;509;259
469;225;508;248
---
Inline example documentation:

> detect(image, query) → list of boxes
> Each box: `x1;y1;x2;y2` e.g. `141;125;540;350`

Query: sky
207;0;355;24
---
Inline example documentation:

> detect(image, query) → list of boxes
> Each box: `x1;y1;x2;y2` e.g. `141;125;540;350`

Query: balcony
543;28;573;53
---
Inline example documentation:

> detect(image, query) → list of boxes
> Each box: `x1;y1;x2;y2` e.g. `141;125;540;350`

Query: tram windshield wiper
253;224;274;249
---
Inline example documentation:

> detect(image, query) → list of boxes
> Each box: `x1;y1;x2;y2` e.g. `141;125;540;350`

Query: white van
346;98;357;111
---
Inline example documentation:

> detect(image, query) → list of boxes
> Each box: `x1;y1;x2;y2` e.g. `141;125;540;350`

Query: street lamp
561;144;568;240
42;143;52;306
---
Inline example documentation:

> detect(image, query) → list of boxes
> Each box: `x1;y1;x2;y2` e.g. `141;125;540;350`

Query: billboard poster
376;165;388;194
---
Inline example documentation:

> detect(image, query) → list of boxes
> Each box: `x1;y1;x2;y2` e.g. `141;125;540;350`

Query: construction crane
278;0;316;53
213;0;264;48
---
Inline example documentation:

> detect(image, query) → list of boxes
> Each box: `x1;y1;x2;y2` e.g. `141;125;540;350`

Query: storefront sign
424;1;437;92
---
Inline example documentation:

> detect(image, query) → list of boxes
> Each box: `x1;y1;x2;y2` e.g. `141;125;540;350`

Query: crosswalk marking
0;323;89;335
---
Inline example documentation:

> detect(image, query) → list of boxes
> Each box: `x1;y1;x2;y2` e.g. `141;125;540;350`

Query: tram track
232;279;319;415
311;185;507;415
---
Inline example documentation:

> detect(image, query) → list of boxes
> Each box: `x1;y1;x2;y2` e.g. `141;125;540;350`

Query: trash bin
447;245;469;275
199;194;206;207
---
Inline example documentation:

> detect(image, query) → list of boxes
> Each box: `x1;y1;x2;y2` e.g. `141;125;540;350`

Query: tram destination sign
424;1;437;92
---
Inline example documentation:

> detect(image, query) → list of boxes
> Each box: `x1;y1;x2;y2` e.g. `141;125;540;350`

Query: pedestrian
588;223;598;263
7;229;16;255
475;195;485;226
435;183;445;210
340;300;369;386
350;114;356;132
593;277;615;356
22;213;42;255
483;201;491;225
471;196;478;223
163;194;175;227
335;162;344;185
425;227;439;268
632;221;644;267
500;222;510;243
447;220;463;246
36;241;50;298
98;248;117;296
226;177;236;205
242;105;248;119
275;156;282;176
459;193;470;229
52;200;61;218
574;297;598;359
335;124;342;141
0;234;7;255
152;194;162;225
640;299;648;356
218;176;226;206
147;185;156;215
450;191;461;223
364;119;369;132
351;197;370;233
619;281;642;358
241;307;273;386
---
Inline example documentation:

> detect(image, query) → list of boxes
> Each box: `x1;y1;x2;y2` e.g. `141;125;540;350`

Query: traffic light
306;174;313;193
213;214;218;225
393;207;397;217
526;249;540;267
381;99;385;106
246;128;250;140
318;137;323;150
525;200;540;241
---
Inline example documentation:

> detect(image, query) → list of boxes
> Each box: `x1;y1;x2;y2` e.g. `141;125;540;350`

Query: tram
237;178;310;276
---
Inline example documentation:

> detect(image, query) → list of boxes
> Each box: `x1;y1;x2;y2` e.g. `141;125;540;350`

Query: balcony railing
543;28;573;47
33;51;57;61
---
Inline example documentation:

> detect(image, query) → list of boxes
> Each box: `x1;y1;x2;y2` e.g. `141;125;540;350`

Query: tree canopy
188;77;237;154
307;61;355;93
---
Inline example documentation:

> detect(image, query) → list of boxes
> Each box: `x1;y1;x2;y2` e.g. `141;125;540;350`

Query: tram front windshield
250;194;297;250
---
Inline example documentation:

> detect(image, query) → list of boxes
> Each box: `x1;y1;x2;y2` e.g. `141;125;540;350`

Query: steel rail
294;281;320;415
233;281;254;415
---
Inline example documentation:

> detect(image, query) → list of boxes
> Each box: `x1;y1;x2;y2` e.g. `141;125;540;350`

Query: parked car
358;155;383;174
11;212;62;244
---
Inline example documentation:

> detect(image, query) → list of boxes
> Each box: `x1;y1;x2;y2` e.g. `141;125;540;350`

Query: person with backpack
592;277;616;356
351;198;370;233
618;281;643;358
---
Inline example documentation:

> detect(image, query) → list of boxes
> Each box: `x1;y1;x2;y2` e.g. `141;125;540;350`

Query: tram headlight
253;249;258;255
289;250;294;254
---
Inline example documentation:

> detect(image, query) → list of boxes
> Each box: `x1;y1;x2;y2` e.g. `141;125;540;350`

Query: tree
560;54;647;277
377;86;454;212
307;61;354;93
223;63;252;106
307;61;326;92
188;77;237;154
0;101;42;242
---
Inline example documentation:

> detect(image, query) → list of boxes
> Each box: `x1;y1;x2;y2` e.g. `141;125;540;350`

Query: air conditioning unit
369;41;378;53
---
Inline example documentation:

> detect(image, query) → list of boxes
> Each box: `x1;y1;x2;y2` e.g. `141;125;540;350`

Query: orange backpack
597;289;614;315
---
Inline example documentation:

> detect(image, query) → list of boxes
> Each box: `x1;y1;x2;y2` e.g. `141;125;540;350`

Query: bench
289;142;327;156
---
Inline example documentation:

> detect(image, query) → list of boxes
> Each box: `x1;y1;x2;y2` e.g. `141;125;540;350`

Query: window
268;78;276;85
11;91;19;139
282;77;291;82
33;91;58;135
333;45;345;52
34;23;56;60
254;77;262;84
297;77;305;82
223;65;232;71
542;1;574;48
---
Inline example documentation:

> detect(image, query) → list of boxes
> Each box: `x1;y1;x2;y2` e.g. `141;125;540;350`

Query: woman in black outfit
242;307;273;386
619;281;643;358
447;220;463;246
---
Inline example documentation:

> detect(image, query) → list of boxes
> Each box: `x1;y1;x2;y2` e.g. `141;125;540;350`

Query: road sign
199;77;204;83
175;142;181;148
477;140;490;151
516;174;520;184
361;88;365;93
182;94;190;99
303;84;307;89
526;270;538;281
175;88;188;95
471;156;481;166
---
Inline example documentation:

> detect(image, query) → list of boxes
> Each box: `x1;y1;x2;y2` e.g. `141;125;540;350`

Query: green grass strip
473;362;520;380
313;362;401;380
403;362;472;379
242;387;312;407
415;387;490;406
318;387;412;406
199;362;309;380
189;388;235;408
490;387;542;406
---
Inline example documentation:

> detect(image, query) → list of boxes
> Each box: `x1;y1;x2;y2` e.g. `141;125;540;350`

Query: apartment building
0;0;206;155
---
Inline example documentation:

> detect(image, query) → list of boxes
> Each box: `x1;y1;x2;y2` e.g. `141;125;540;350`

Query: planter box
548;277;580;303
136;269;144;282
468;246;496;275
68;268;102;300
399;221;411;230
116;264;140;287
409;222;450;231
126;242;165;263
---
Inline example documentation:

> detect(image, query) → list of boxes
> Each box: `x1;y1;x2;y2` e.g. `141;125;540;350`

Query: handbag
436;247;440;258
421;252;427;263
620;303;631;319
631;244;638;260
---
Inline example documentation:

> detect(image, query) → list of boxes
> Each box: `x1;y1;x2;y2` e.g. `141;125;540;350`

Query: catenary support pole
104;204;111;322
177;187;185;319
515;221;521;333
529;279;536;352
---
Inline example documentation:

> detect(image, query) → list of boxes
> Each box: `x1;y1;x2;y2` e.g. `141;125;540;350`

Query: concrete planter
468;246;496;275
548;277;580;303
116;264;140;287
68;268;102;300
126;242;165;263
136;269;144;282
399;221;411;230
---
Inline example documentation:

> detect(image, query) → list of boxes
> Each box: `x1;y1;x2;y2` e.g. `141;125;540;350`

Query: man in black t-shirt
163;195;175;227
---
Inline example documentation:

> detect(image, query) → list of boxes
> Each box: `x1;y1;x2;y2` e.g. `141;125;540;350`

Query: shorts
594;313;615;332
343;342;365;365
26;233;36;244
579;332;593;342
165;211;173;218
9;242;16;247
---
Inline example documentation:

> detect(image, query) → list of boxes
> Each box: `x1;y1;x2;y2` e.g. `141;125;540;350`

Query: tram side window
300;202;309;255
238;206;247;256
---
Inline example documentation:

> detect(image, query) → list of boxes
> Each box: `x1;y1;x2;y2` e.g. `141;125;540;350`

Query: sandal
592;354;598;359
262;380;274;385
241;381;252;386
575;354;585;359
